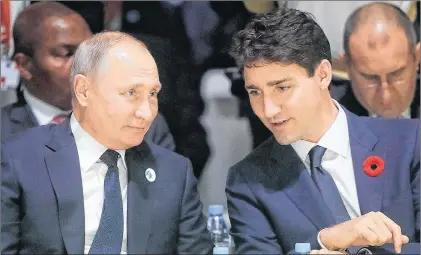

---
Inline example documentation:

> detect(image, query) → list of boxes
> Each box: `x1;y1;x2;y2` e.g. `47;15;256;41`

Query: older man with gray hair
2;1;176;154
1;31;213;254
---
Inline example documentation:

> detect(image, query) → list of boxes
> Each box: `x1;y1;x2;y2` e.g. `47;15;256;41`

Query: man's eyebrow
130;83;162;89
358;65;406;79
388;66;406;76
245;78;293;90
245;84;258;90
56;44;79;50
267;78;292;87
359;71;378;79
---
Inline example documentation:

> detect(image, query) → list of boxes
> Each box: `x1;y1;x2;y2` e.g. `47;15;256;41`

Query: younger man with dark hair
226;7;419;254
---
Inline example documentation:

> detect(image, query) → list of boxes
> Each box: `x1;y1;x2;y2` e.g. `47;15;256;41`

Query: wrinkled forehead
96;42;160;86
350;25;411;57
101;42;157;72
349;28;412;71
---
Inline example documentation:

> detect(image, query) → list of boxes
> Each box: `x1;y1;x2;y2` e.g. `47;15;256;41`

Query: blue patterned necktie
309;145;351;224
89;150;123;254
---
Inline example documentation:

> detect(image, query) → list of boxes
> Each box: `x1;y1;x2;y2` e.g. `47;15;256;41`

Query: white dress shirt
70;114;128;254
23;86;71;125
291;100;362;248
370;108;411;119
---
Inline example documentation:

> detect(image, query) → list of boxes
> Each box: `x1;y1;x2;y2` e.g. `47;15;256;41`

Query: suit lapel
345;109;386;214
126;142;157;254
269;141;337;230
44;120;85;254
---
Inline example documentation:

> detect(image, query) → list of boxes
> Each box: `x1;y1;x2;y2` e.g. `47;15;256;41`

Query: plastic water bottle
207;205;230;254
295;243;311;254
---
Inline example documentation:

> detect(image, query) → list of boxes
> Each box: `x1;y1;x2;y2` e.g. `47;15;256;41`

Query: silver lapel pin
145;168;156;182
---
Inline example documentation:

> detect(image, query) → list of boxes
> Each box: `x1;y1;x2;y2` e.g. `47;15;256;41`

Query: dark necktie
89;150;123;254
309;145;351;224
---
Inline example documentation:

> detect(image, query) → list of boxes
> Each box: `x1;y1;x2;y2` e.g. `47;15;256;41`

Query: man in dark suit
331;2;420;119
1;2;175;151
1;30;212;254
226;7;419;254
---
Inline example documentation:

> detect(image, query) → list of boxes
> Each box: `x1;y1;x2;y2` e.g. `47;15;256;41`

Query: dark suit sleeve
177;159;213;254
411;123;420;242
1;147;21;254
226;167;284;254
145;113;176;151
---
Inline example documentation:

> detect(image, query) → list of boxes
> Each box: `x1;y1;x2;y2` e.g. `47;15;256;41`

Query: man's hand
320;212;409;253
311;249;347;254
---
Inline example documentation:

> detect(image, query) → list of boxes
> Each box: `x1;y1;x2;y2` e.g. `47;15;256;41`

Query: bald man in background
331;2;420;118
1;2;176;151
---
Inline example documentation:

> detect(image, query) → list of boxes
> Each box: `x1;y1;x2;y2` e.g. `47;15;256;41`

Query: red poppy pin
363;156;385;177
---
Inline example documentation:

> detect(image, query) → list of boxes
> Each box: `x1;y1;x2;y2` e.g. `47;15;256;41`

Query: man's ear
316;59;332;90
414;42;420;72
338;51;345;62
13;53;33;81
73;74;91;107
339;51;351;70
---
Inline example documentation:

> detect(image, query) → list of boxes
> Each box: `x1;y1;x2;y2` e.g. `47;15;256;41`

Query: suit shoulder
227;137;284;188
2;103;13;112
1;100;26;113
229;136;276;173
362;117;419;137
146;141;190;167
2;124;53;154
149;112;169;131
1;103;14;120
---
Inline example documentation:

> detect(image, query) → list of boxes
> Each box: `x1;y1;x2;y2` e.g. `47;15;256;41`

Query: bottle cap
208;204;224;216
213;246;229;254
295;243;311;254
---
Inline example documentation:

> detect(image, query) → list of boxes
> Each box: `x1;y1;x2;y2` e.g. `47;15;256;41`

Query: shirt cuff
317;230;349;253
317;230;329;250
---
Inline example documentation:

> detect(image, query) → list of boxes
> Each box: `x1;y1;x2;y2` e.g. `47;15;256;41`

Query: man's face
29;15;92;110
243;62;331;145
347;26;420;118
83;42;160;150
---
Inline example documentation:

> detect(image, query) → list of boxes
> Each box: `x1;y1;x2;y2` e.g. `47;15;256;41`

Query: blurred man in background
1;2;175;151
31;1;105;34
331;2;420;118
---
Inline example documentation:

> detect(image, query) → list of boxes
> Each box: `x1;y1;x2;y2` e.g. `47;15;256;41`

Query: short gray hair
70;31;146;95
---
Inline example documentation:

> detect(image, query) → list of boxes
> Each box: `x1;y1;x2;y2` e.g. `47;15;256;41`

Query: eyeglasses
363;78;407;89
357;68;411;89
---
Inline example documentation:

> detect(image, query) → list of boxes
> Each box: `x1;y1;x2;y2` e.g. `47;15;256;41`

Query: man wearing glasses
331;2;420;119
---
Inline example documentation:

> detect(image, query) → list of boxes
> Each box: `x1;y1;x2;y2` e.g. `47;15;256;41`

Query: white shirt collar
70;114;126;172
370;108;411;119
291;100;350;163
23;85;71;125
